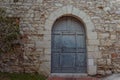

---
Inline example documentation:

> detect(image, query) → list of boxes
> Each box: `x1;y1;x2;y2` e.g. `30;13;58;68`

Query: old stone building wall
0;0;120;76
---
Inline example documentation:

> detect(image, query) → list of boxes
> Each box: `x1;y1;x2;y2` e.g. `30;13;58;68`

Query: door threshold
50;73;87;77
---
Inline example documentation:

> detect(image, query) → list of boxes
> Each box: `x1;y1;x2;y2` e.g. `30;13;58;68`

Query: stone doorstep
51;73;88;77
48;77;100;80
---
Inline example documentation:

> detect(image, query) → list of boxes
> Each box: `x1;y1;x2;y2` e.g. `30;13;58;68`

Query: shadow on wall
103;74;120;80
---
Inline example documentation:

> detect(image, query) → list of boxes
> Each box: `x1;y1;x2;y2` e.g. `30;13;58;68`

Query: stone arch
43;5;98;75
45;5;97;40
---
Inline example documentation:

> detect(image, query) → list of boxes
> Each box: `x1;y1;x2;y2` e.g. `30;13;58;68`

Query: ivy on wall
0;8;20;54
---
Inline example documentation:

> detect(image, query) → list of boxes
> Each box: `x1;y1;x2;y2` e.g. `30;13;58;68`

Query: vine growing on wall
0;8;20;54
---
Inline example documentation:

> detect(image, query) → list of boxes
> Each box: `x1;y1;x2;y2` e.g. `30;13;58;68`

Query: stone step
48;77;100;80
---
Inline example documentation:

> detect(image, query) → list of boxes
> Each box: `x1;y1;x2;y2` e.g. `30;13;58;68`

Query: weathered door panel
60;53;75;67
52;16;87;73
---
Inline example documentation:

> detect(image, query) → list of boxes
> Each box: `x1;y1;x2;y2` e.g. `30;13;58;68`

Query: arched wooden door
51;16;87;73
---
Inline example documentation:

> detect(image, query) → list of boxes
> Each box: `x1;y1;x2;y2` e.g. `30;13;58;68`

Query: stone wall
0;0;120;76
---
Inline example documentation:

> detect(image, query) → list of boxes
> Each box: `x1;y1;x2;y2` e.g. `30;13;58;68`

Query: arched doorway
51;16;87;73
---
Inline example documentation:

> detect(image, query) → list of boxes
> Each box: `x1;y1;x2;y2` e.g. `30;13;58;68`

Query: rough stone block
88;39;100;45
55;3;63;7
87;32;97;39
43;54;51;61
97;70;105;75
99;33;109;39
87;46;95;52
107;59;111;65
43;34;51;41
88;59;94;66
44;49;51;55
66;5;73;14
88;52;101;59
72;7;80;16
37;0;43;3
35;41;51;48
88;65;97;75
39;62;50;75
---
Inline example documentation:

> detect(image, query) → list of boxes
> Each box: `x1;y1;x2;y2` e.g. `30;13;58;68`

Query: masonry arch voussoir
45;5;97;39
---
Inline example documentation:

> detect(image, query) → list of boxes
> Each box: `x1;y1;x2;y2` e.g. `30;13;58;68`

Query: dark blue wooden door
51;16;87;73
